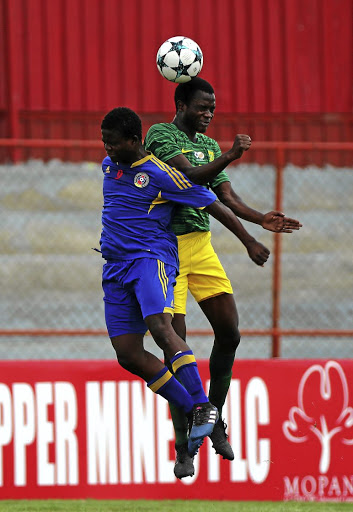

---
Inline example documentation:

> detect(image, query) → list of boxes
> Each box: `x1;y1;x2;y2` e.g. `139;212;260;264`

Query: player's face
184;90;216;133
101;129;136;164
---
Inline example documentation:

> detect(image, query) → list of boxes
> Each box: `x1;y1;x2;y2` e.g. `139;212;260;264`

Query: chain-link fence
1;156;352;359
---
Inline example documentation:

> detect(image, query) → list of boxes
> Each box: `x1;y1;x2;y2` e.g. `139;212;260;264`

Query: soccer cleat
188;402;219;456
174;442;195;479
209;418;234;460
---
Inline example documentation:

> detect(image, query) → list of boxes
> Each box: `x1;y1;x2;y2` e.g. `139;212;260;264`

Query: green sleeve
144;124;182;162
210;170;230;190
208;141;230;189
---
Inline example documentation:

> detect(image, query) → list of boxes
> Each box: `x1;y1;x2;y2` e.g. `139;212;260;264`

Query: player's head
101;107;143;163
174;78;215;134
101;107;142;141
174;77;215;109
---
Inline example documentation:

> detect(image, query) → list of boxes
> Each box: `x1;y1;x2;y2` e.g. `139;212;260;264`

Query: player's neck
120;148;148;166
137;147;148;160
172;117;197;142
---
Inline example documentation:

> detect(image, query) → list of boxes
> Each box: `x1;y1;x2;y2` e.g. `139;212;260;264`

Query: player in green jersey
144;77;302;478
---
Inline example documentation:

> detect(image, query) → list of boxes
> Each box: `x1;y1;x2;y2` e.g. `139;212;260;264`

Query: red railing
1;139;352;357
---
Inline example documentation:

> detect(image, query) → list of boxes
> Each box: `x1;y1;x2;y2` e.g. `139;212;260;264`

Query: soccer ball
156;36;203;83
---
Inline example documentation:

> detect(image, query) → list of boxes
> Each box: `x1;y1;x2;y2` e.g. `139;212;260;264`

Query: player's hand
261;211;303;233
246;240;270;266
229;134;252;160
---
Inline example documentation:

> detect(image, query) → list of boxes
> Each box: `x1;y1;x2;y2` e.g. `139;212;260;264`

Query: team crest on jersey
194;151;205;160
134;172;149;188
208;150;215;161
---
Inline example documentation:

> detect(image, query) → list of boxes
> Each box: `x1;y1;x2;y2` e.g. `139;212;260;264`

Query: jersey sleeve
145;125;230;190
102;156;111;173
207;140;230;189
210;169;230;190
145;124;182;162
155;159;216;209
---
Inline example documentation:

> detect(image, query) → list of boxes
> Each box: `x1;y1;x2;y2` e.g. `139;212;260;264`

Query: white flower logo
283;361;353;474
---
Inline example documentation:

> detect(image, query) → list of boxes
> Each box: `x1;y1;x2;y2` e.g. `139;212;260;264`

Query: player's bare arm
166;134;252;185
214;182;303;233
205;200;270;266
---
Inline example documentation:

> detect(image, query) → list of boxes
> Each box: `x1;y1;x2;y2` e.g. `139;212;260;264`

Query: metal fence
1;141;352;359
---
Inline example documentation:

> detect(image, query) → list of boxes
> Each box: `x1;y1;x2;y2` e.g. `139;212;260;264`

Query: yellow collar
131;153;153;168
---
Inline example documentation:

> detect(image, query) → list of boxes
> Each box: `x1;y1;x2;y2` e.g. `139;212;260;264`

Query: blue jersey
100;154;216;268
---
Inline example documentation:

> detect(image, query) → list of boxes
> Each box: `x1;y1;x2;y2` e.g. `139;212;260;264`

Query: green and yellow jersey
144;123;230;236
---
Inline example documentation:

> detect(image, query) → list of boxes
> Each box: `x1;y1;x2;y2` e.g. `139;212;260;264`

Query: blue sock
170;350;208;404
147;367;193;414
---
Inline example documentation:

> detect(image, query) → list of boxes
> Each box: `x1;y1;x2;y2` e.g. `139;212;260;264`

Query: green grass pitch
0;501;352;512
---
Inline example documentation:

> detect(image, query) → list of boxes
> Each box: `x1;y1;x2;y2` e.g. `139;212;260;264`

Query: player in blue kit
100;107;262;456
99;107;233;456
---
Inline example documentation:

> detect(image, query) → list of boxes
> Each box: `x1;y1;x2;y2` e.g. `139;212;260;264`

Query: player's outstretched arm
166;134;252;185
214;182;303;233
205;200;270;267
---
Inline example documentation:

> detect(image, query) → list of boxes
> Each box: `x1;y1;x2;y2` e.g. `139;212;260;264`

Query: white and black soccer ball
156;36;203;83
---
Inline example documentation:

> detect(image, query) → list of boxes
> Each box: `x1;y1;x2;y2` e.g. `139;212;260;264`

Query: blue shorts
102;258;176;337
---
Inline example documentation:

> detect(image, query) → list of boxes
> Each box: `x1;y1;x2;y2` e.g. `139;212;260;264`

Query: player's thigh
110;332;144;360
199;292;239;336
172;313;186;340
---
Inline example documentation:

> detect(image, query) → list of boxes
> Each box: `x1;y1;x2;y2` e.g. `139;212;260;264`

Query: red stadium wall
1;359;353;501
1;0;352;162
1;0;352;114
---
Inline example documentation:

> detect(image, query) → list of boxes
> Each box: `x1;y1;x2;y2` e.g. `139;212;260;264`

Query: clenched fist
229;134;252;160
246;239;270;266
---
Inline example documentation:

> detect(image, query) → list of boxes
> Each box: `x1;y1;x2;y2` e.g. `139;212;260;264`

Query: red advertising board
0;359;352;501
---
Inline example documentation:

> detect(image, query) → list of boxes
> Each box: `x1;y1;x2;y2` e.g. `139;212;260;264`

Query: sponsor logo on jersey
181;148;192;154
134;172;150;188
194;151;205;160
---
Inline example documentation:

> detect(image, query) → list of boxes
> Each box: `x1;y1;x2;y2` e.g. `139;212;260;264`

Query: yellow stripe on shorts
148;370;173;392
172;354;196;373
157;260;168;299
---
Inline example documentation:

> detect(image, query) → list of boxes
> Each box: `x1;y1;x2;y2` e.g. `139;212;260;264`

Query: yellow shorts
174;231;233;315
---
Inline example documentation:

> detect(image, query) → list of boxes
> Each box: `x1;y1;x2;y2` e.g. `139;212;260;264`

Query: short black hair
101;107;142;141
174;77;215;110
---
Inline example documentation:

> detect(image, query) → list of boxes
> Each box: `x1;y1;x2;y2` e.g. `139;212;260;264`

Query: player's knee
116;354;130;371
216;326;241;352
146;314;171;342
226;329;241;352
149;325;181;358
111;341;136;372
172;314;186;340
115;352;139;374
233;328;241;351
163;352;172;371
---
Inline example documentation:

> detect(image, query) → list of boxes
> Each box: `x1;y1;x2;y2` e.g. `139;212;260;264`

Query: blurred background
1;0;352;360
